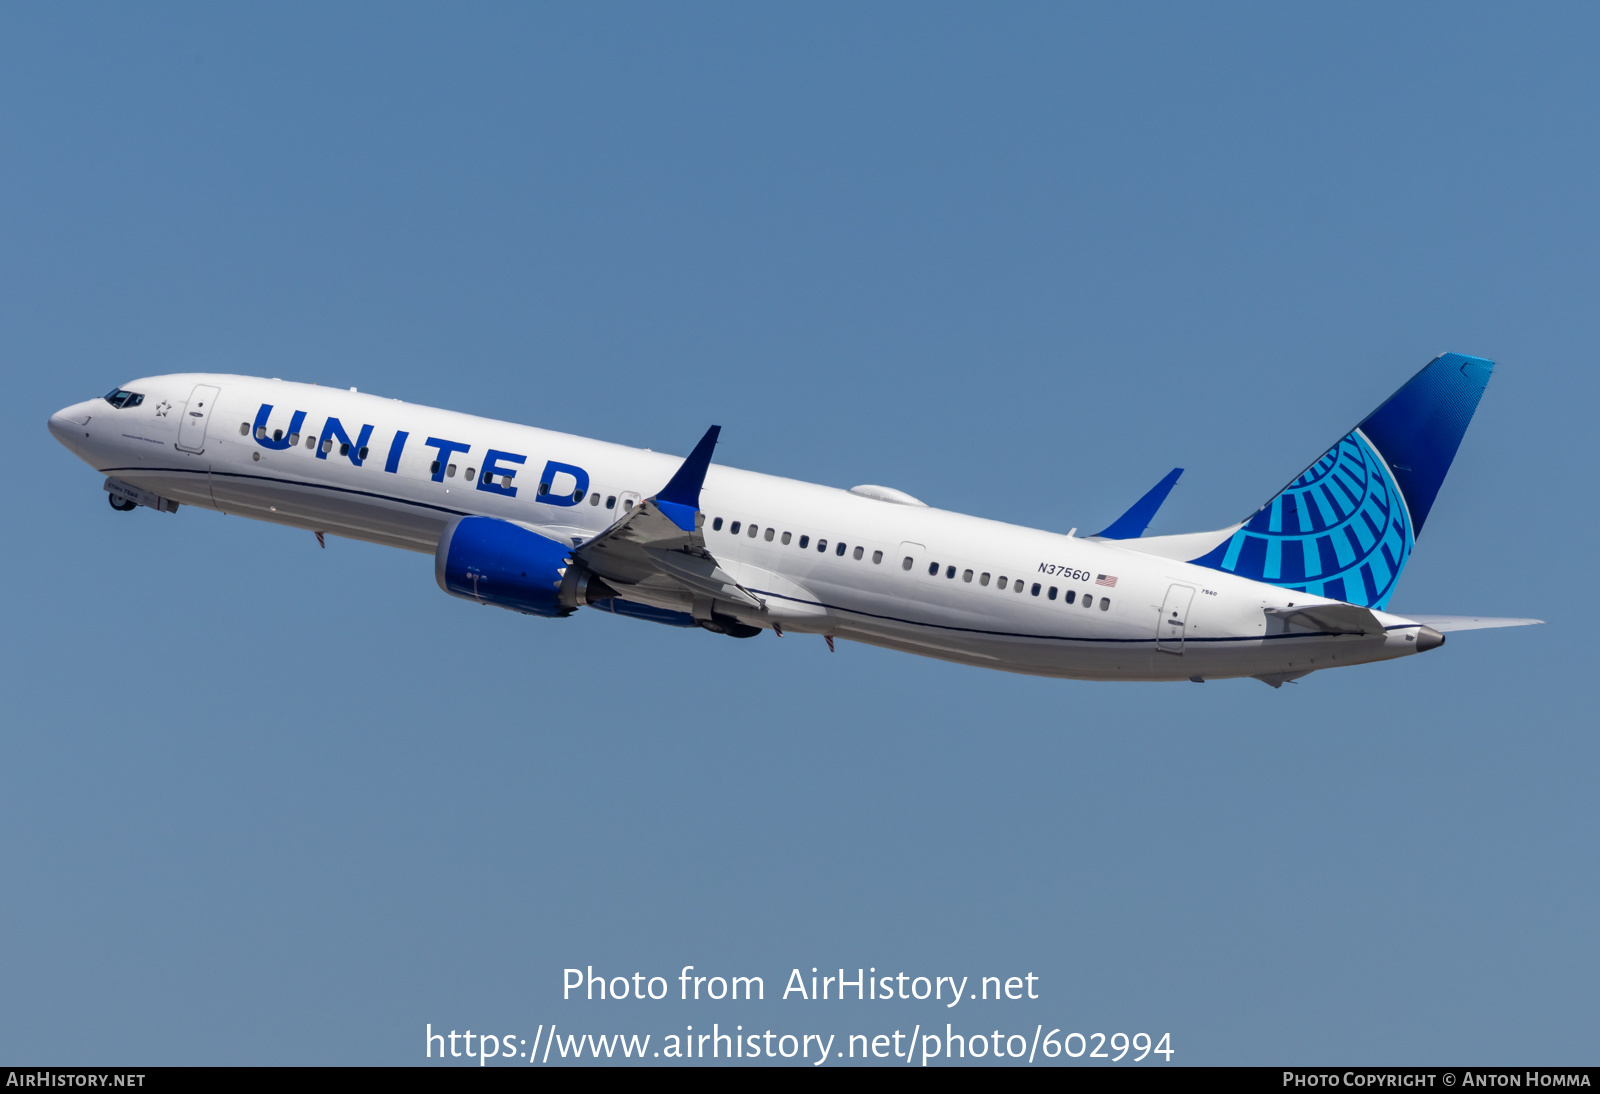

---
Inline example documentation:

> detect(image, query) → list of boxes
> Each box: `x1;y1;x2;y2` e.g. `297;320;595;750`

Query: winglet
652;425;720;531
1095;467;1183;539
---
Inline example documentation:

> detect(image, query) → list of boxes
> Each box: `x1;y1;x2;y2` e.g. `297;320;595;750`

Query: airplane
48;352;1540;686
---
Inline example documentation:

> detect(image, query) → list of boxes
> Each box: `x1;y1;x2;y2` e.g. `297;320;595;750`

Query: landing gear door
1156;583;1196;653
176;384;221;454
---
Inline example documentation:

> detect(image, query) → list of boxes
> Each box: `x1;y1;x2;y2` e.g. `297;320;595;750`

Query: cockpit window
103;388;144;409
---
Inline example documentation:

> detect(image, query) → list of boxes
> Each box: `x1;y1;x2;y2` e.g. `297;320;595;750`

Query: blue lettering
318;417;375;465
384;430;409;473
424;437;472;482
533;460;589;507
252;405;306;451
477;449;527;498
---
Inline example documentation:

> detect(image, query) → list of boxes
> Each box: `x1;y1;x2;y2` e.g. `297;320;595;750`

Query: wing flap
643;546;765;610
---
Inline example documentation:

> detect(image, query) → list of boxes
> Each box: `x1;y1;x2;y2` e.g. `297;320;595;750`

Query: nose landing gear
102;477;180;513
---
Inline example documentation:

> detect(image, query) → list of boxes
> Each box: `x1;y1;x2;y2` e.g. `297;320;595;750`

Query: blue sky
2;3;1594;1065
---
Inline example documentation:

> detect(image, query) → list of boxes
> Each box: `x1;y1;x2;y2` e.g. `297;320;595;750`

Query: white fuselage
49;374;1438;682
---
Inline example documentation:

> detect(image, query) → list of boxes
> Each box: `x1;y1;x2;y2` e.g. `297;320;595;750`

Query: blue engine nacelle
434;516;576;617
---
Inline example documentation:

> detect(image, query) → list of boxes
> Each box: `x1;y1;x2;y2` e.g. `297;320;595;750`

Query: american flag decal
1096;574;1118;587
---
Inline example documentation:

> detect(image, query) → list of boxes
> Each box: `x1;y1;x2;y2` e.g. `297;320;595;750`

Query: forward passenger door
175;384;221;454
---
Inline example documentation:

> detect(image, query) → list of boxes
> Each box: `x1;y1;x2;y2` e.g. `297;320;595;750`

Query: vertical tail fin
1189;353;1493;609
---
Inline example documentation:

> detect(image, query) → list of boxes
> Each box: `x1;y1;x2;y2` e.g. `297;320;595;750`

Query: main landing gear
697;613;763;639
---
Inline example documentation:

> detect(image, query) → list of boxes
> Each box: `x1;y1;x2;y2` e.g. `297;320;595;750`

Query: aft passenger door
1156;583;1196;653
175;384;221;454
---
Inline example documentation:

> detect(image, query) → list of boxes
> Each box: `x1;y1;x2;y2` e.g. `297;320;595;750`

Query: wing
1093;467;1184;539
574;425;766;612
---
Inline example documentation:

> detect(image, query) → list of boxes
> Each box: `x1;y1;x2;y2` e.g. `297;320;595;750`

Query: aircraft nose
48;402;94;445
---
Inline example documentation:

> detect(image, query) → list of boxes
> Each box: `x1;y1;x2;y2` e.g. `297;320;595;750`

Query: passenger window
538;481;550;495
305;435;315;449
288;432;300;445
465;468;476;482
1031;582;1041;596
1083;595;1094;609
1064;589;1076;604
817;539;828;552
730;521;741;535
239;422;249;436
430;460;441;474
273;429;283;442
901;556;913;570
852;545;863;559
800;536;810;549
766;528;775;542
323;439;334;454
624;499;634;510
980;573;990;586
713;517;724;531
572;488;583;502
833;542;844;556
358;446;369;461
872;550;882;564
590;492;600;506
606;496;616;510
748;524;759;538
1048;586;1057;600
998;577;1008;590
782;532;792;545
963;569;973;582
1100;598;1111;611
1015;581;1025;593
928;562;939;576
946;566;956;579
445;461;454;476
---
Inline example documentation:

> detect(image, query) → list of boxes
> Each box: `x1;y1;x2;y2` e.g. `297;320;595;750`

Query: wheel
108;494;137;512
699;613;762;639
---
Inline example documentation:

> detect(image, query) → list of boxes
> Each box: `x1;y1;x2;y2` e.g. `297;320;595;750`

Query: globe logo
1197;429;1413;609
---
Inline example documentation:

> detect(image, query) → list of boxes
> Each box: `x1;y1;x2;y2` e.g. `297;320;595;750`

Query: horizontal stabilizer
1265;603;1382;636
1402;615;1544;632
1094;468;1183;539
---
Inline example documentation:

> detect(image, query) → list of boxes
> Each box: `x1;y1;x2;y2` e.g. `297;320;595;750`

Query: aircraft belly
209;474;448;552
837;621;1410;682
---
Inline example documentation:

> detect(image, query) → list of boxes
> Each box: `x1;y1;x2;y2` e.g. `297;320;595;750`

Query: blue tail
1189;353;1493;609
